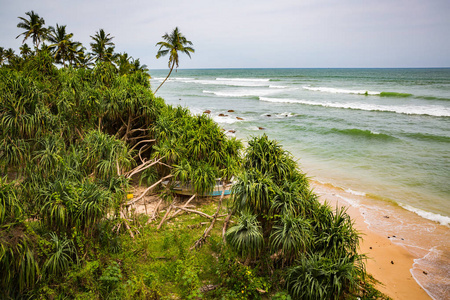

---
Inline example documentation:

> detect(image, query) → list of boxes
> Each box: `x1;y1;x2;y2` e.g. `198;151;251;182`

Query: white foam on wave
260;112;296;118
216;77;270;82
335;194;360;207
152;77;192;81
400;204;450;226
345;188;366;196
184;79;268;87
259;97;450;117
204;89;279;98
303;86;380;95
269;85;288;89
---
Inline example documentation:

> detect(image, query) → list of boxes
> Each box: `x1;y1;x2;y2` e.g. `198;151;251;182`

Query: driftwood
222;209;235;243
157;199;176;230
172;206;213;219
199;284;219;293
127;174;172;206
190;187;226;250
146;198;164;225
120;211;135;238
125;157;164;179
170;194;196;219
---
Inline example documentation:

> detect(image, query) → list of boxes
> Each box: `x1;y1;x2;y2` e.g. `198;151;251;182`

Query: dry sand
311;182;431;300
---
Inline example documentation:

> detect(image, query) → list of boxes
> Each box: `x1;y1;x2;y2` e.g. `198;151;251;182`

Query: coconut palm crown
90;29;115;62
16;11;49;49
154;27;194;93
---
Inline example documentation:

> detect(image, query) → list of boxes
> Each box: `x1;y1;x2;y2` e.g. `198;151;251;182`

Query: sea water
150;68;450;299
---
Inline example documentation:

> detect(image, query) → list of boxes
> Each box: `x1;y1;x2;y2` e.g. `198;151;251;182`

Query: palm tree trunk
154;60;175;94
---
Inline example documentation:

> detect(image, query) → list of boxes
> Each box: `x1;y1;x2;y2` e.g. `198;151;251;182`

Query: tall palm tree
48;24;79;66
90;29;115;63
16;11;49;49
154;27;194;93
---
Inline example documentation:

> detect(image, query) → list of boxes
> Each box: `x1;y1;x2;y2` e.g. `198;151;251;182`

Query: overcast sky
1;0;449;69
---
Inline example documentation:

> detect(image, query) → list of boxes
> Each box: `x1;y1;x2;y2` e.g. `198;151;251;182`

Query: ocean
150;68;449;299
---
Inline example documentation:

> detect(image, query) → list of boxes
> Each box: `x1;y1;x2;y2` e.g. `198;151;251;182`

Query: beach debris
393;235;396;238
203;110;211;114
200;284;219;293
179;98;181;100
423;271;428;275
227;130;236;133
383;216;390;218
369;247;372;249
258;127;265;130
266;114;271;117
228;109;235;112
391;261;394;264
236;117;244;120
388;236;390;238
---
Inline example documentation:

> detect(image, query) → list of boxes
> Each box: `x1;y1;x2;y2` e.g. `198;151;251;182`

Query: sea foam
204;89;279;98
216;77;270;82
400;204;450;226
259;97;450;117
303;86;380;95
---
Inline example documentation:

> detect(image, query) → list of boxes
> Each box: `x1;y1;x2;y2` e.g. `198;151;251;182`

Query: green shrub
286;253;365;300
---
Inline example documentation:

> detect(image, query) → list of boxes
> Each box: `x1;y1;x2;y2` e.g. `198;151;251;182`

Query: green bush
286;253;365;300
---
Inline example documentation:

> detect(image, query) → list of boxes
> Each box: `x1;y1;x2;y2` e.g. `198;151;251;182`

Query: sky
1;0;449;69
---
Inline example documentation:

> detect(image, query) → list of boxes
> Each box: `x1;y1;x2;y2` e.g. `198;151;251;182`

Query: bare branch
127;174;172;205
172;206;213;219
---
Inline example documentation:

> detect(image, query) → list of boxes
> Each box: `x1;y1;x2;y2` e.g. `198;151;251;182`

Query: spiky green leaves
286;253;365;300
225;212;264;259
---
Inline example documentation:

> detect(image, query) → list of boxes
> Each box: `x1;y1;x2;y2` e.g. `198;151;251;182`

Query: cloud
1;0;449;68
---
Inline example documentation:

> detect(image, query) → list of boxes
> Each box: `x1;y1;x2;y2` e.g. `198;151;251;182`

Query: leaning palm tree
154;27;194;93
16;11;49;49
90;29;115;63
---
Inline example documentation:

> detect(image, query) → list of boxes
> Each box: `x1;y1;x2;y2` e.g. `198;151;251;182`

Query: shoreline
310;180;444;300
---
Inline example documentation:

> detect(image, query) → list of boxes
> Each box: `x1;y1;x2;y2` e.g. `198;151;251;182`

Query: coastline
310;180;448;300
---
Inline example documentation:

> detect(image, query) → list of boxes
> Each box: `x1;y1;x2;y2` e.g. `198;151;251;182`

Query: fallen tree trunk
222;209;235;243
157;199;176;230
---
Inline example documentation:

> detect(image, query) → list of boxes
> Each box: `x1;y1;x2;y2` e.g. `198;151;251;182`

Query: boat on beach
162;179;234;197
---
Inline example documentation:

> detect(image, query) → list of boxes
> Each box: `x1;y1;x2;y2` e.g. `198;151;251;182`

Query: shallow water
150;68;450;298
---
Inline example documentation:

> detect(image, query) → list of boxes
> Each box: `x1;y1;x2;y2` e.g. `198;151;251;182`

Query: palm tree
19;43;33;57
48;24;79;66
4;48;16;64
75;46;94;68
16;11;49;49
90;29;115;63
0;47;5;65
154;27;194;93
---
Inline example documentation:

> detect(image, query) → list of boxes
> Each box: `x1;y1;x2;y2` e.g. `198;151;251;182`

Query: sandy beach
311;182;433;300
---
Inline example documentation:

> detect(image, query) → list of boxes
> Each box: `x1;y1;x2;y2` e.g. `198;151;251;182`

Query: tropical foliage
226;134;366;298
0;10;378;300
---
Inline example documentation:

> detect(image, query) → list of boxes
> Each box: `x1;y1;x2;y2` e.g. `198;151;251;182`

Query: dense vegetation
0;11;387;300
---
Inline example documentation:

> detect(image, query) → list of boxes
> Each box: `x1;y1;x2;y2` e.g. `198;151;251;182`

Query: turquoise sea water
151;68;450;222
150;68;450;299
